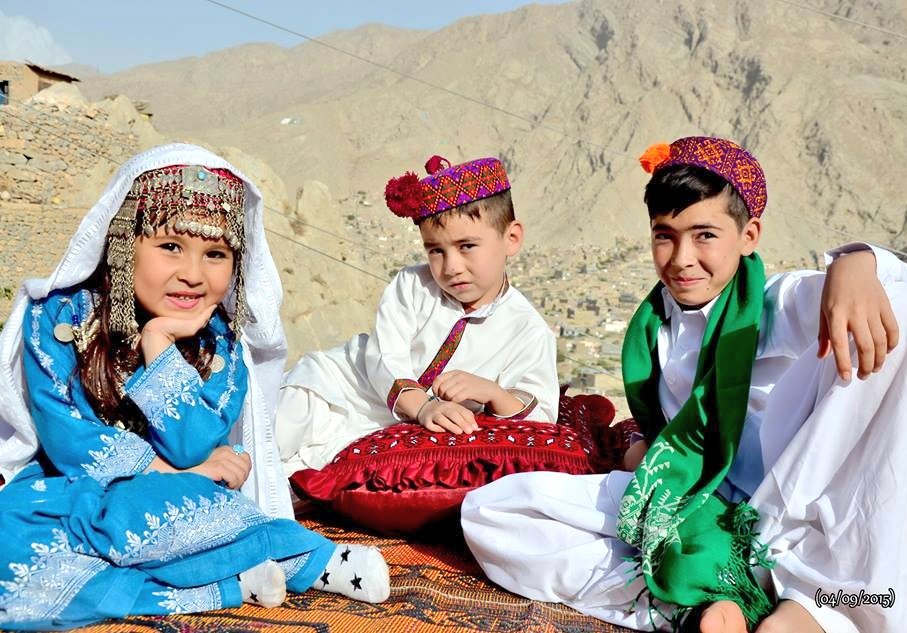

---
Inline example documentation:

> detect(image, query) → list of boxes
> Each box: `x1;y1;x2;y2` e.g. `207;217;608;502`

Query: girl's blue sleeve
23;295;156;486
124;328;249;469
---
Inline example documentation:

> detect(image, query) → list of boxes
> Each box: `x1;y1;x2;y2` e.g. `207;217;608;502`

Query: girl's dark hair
74;251;218;436
416;189;515;234
644;164;749;230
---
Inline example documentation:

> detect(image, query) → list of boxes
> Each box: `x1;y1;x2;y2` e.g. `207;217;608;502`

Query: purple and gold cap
640;136;767;218
385;155;510;222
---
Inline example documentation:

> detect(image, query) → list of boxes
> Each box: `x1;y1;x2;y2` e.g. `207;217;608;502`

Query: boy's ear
504;220;524;256
740;217;762;256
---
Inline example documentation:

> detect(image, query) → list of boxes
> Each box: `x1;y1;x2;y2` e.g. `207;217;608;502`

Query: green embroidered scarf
617;253;774;627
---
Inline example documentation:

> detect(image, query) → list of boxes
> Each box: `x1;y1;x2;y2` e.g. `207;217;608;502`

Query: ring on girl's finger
231;444;245;455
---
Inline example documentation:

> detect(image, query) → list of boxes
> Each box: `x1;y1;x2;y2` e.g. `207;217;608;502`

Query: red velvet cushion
290;392;623;533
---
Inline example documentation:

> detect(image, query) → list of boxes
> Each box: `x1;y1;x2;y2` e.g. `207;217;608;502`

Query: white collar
443;275;513;320
660;285;720;322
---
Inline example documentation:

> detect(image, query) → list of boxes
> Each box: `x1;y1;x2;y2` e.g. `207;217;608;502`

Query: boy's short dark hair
417;189;515;234
644;164;749;230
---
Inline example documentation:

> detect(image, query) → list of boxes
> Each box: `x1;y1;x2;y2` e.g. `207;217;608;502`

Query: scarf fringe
719;502;775;626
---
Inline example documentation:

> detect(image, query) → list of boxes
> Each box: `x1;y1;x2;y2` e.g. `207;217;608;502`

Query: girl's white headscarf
0;143;293;519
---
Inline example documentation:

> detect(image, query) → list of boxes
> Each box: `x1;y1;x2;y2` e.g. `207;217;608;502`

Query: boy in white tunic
278;155;558;475
461;136;907;633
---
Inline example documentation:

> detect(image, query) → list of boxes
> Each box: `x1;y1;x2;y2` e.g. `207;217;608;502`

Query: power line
263;228;389;282
4;95;402;259
5;90;907;261
0;103;398;281
766;0;907;41
199;0;627;157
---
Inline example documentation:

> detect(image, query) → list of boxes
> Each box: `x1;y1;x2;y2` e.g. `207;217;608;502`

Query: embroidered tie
385;317;469;412
419;317;468;387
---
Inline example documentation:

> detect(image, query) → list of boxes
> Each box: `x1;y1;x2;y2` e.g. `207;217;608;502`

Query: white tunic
462;244;907;632
278;263;559;473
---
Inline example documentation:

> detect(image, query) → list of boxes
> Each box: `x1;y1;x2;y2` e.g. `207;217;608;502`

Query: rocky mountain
77;0;907;261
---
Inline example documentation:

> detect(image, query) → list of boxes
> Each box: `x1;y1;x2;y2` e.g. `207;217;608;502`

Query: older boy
462;137;907;633
277;155;558;474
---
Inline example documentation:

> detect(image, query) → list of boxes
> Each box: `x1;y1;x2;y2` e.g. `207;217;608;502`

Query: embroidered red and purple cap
639;136;767;218
384;155;511;222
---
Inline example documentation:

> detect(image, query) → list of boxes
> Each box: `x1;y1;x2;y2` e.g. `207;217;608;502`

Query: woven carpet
74;511;633;633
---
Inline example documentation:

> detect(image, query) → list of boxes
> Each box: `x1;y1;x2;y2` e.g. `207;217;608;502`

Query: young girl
0;144;389;630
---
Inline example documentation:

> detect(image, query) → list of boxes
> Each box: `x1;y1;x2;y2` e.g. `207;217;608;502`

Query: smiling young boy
277;155;558;474
462;137;907;633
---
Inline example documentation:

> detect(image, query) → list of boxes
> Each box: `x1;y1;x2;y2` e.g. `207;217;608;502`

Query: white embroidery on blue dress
152;584;222;614
29;303;79;419
30;480;46;492
106;491;269;565
0;529;109;623
128;346;203;432
81;432;155;486
277;552;311;582
214;337;240;414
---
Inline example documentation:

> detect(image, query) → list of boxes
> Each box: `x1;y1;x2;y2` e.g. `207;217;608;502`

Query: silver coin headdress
106;165;247;337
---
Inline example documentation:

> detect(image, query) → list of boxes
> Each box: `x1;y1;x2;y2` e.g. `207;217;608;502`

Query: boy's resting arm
820;243;904;380
762;244;904;368
23;297;156;486
364;268;426;418
492;325;559;422
125;335;249;470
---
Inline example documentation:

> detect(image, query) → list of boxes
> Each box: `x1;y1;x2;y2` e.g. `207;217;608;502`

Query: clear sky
0;0;572;74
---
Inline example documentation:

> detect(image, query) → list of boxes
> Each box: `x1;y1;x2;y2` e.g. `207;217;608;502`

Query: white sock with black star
239;559;287;608
312;544;390;603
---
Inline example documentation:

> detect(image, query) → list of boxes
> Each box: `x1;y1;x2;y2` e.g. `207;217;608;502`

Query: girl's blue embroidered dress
0;144;335;630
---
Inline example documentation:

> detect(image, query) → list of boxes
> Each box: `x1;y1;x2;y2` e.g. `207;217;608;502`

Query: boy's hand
432;370;501;405
623;440;648;471
820;251;899;380
433;370;528;417
417;398;478;434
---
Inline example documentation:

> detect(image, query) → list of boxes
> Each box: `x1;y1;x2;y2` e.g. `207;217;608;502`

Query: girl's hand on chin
139;304;218;364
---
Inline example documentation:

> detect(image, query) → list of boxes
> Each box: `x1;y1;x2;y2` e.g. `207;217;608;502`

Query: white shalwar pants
462;283;907;632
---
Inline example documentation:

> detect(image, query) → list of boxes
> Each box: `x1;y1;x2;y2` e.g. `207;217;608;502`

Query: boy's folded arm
393;388;430;422
623;438;649;471
364;267;425;418
824;242;907;287
483;387;537;419
491;326;559;422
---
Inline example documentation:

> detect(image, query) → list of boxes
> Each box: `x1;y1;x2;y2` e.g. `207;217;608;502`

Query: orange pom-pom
639;142;672;174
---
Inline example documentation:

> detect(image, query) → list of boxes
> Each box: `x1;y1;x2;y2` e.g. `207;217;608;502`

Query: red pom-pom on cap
424;155;451;175
639;142;672;174
384;171;425;218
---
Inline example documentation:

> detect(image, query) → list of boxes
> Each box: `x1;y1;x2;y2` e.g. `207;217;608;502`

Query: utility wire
766;0;907;41
200;0;627;157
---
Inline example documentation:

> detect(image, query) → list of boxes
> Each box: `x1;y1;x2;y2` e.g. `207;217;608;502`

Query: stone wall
0;203;87;321
0;85;153;324
0;98;140;206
